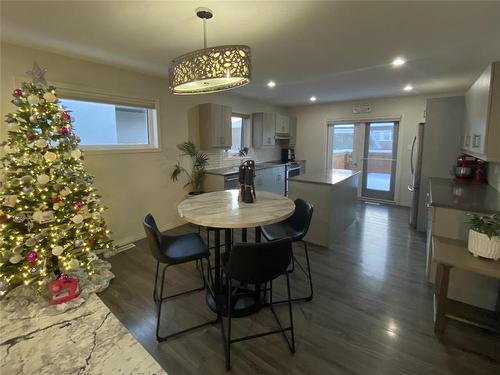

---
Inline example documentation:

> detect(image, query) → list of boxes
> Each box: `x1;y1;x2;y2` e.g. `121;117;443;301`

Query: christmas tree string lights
0;71;113;295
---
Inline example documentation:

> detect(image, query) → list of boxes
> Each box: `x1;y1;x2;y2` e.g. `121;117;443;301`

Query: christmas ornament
9;254;23;264
69;259;80;269
3;195;18;207
52;195;62;203
36;139;48;148
21;175;33;183
0;213;7;223
72;214;84;224
25;237;37;247
32;210;55;224
12;98;23;106
49;274;80;304
51;245;64;256
60;126;69;135
61;112;71;121
37;174;50;185
27;94;40;106
43;151;57;162
22;186;33;194
13;88;23;97
29;263;39;274
12;213;26;223
53;203;60;210
70;149;81;159
73;201;83;209
29;115;37;123
43;92;57;103
60;187;71;196
74;239;84;247
6;123;20;132
26;251;39;262
26;134;35;142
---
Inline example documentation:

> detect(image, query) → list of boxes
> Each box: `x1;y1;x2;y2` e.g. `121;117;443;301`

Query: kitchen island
288;169;360;248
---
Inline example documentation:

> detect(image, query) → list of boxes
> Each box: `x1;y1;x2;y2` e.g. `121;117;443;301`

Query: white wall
1;43;285;245
288;96;432;207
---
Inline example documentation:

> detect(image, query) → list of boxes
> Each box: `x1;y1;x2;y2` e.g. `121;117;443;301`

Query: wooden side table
432;236;500;333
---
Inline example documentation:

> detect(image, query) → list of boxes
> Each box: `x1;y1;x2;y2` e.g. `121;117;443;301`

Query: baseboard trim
111;221;186;248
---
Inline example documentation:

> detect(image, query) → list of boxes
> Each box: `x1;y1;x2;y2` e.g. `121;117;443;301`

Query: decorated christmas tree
0;63;112;295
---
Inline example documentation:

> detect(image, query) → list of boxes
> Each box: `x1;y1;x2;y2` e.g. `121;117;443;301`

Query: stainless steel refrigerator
408;122;425;228
408;96;465;232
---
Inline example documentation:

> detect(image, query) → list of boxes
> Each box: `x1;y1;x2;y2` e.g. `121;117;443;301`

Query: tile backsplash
203;147;281;170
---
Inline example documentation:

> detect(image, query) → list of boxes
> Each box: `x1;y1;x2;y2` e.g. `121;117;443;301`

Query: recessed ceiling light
404;84;413;91
310;96;317;102
392;57;406;67
267;80;276;88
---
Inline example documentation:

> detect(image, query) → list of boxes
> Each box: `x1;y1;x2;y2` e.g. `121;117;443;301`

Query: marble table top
289;168;360;186
0;294;166;375
178;189;295;228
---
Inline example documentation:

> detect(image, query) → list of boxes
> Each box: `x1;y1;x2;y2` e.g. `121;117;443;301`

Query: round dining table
178;189;295;316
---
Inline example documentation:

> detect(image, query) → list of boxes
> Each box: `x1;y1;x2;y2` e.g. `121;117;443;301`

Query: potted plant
468;213;500;260
170;141;209;195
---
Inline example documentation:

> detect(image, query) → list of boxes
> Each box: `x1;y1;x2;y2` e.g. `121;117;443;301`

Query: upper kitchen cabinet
199;103;232;149
462;61;500;161
288;117;297;147
252;112;276;148
275;114;290;135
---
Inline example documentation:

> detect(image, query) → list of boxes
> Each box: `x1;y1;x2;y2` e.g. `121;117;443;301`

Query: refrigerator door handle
408;185;414;192
410;135;416;175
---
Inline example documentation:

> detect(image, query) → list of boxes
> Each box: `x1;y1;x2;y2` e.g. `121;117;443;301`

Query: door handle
410;135;416;174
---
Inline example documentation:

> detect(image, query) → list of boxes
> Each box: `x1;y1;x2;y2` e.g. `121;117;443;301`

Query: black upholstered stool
261;198;314;302
143;214;217;341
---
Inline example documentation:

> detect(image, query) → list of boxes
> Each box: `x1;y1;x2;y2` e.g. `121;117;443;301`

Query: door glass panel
362;122;398;201
330;124;355;169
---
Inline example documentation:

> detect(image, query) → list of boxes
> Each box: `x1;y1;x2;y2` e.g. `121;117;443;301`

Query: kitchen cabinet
288;117;297;147
252;112;276;148
462;61;500;161
275;114;290;135
199;103;232;149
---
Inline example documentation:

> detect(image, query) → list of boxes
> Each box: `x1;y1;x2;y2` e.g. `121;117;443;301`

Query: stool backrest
225;238;292;284
287;199;314;239
143;214;167;262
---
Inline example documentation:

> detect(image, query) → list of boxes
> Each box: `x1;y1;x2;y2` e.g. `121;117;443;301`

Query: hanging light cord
203;18;207;49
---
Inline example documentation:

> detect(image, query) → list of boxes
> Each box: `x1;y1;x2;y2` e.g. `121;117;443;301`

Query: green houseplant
467;214;500;260
170;141;209;195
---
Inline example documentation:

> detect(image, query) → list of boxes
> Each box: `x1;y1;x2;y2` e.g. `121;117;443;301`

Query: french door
361;121;399;201
326;123;363;172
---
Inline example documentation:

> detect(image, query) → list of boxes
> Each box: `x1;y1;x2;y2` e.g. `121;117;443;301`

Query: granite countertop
429;177;500;214
289;168;360;185
0;294;166;375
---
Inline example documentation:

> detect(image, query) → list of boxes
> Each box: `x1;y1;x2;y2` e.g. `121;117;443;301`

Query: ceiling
2;1;500;106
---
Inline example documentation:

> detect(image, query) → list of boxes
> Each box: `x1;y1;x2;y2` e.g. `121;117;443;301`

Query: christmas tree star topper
26;61;48;85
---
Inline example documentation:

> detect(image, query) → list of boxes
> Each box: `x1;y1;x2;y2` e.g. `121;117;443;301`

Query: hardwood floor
98;203;500;375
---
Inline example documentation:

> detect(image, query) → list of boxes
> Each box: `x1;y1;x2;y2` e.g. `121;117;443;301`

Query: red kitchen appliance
453;154;477;179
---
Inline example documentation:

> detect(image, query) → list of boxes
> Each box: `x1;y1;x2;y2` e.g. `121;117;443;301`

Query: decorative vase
467;229;500;260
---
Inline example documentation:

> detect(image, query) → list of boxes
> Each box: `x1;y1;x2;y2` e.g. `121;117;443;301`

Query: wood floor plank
99;203;500;375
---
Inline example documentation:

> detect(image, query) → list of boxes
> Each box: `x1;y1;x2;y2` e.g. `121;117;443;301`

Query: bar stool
220;238;295;370
143;214;217;341
261;198;314;302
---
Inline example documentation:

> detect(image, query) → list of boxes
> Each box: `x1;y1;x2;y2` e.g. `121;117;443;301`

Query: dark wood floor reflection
99;203;500;375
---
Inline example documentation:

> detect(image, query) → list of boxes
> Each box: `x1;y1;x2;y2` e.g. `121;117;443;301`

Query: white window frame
14;78;161;154
225;113;248;158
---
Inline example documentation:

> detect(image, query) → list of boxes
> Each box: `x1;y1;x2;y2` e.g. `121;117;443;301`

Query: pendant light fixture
169;8;251;95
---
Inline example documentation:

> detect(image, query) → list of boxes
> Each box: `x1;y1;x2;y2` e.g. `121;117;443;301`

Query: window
58;97;158;151
229;115;245;153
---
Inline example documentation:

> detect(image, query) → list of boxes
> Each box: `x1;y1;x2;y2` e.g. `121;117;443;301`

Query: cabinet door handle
472;134;481;148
